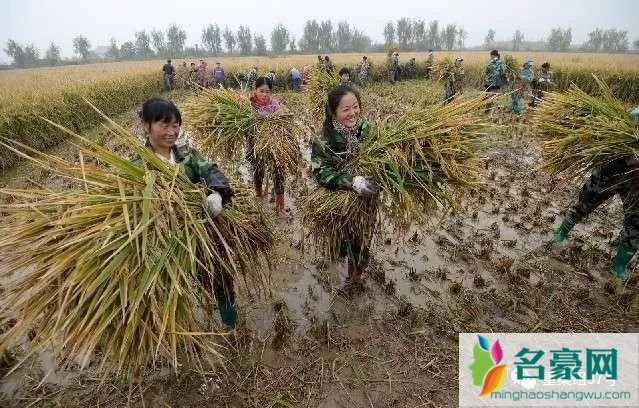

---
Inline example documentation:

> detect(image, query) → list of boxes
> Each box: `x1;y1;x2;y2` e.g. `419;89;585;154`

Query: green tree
427;20;440;50
443;24;457;50
336;21;352;52
223;27;236;54
270;23;289;54
484;29;496;49
254;34;267;56
237;25;252;55
457;27;468;49
5;39;26;67
300;20;320;53
166;24;187;56
383;21;395;47
120;42;136;59
45;43;61;65
412;19;426;50
396;18;412;49
72;35;91;61
512;29;524;51
150;29;166;56
319;20;334;52
134;31;153;57
106;38;120;60
202;24;222;54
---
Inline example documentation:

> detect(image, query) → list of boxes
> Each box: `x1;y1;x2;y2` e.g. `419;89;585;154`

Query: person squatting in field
247;76;287;212
310;85;380;292
136;97;238;327
510;60;534;115
554;108;639;280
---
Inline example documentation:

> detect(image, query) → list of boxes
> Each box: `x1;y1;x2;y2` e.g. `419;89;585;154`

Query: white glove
630;107;639;121
351;176;379;197
205;191;223;218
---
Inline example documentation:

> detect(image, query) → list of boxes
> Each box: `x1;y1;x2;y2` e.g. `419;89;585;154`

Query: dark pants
292;77;302;91
340;236;371;270
567;157;639;251
246;136;285;195
199;266;235;304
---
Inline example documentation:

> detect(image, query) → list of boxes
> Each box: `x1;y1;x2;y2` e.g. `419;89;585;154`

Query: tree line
3;21;638;69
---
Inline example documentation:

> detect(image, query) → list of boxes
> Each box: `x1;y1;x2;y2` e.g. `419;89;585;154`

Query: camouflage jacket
310;120;373;190
138;139;233;204
484;57;507;88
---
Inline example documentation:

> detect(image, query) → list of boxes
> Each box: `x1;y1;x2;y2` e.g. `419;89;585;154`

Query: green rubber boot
554;219;574;243
612;244;636;280
217;300;237;328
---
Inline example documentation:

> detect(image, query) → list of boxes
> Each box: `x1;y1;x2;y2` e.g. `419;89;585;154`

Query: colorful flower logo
469;335;507;396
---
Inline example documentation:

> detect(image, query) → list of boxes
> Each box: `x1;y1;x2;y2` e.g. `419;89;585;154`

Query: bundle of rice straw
530;74;639;178
0;109;276;383
183;87;302;176
306;67;340;123
300;95;492;261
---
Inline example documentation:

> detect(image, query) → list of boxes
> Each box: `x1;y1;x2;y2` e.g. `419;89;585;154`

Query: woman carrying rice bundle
138;97;238;326
310;85;380;291
248;76;287;212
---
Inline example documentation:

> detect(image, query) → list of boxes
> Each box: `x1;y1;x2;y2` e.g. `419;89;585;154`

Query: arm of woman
186;148;234;205
310;135;353;190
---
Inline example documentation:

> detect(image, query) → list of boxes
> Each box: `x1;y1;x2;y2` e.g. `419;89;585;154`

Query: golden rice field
1;52;638;171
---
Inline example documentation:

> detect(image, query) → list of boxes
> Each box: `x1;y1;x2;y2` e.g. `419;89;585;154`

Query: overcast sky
1;0;637;62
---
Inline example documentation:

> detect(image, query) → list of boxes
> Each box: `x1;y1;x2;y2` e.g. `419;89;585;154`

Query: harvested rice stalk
300;94;492;260
0;108;277;383
184;88;302;179
183;87;256;161
530;74;639;178
307;67;340;123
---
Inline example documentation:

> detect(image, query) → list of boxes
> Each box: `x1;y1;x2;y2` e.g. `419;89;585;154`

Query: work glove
351;176;380;197
630;107;639;121
205;191;223;218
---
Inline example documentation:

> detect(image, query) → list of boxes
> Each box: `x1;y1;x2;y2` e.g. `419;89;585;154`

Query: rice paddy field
0;53;638;407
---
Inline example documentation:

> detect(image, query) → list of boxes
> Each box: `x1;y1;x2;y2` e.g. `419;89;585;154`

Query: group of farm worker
149;51;637;332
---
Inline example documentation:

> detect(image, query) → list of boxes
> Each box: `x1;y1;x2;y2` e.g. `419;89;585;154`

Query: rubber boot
612;244;636;280
217;299;237;328
553;219;575;243
255;186;263;198
275;194;285;212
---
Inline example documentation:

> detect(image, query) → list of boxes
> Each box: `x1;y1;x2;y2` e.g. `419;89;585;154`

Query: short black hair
362;56;368;60
139;97;182;125
542;62;550;69
254;76;273;90
167;59;171;63
490;49;500;58
338;67;350;76
324;55;330;61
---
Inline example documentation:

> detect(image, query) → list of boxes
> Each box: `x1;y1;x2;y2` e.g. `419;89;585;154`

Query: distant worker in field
339;67;353;87
289;67;303;91
265;70;277;85
406;57;417;79
444;57;465;104
357;56;370;85
425;49;435;79
137;97;237;327
484;50;507;94
162;59;175;91
213;62;225;88
317;55;324;69
388;52;400;84
197;59;209;87
510;60;534;115
554;108;639;281
324;55;335;73
531;61;554;106
188;62;198;90
247;66;259;89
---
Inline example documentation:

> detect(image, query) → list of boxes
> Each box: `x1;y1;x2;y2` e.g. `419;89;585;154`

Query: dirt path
0;81;637;407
